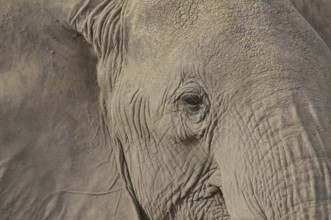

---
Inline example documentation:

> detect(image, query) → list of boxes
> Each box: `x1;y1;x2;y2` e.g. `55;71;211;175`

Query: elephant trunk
256;98;331;219
213;85;331;219
265;156;331;219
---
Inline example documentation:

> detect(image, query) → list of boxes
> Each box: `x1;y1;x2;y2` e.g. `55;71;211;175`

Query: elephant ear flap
0;1;142;219
36;144;142;220
33;44;141;219
33;1;144;219
0;29;141;220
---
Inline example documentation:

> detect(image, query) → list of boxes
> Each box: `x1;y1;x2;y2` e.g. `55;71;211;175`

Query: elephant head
2;0;330;219
66;0;331;219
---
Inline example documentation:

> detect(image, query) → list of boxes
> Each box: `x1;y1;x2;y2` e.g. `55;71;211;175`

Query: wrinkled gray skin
1;0;331;219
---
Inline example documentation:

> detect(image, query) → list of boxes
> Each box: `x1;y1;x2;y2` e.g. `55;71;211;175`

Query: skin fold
0;0;330;219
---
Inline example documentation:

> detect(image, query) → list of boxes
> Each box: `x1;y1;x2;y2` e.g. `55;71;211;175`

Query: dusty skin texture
1;0;331;219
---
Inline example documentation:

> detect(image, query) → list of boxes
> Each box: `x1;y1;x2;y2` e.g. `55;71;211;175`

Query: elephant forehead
125;1;243;73
127;0;293;39
128;0;239;42
125;0;295;65
124;0;331;97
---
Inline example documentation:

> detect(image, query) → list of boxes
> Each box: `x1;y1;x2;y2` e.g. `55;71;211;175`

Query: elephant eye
174;83;209;119
181;93;204;109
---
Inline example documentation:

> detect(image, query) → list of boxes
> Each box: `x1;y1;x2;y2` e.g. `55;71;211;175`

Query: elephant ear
0;1;140;219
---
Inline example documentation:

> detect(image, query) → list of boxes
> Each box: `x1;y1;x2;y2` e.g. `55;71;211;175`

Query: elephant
1;0;331;219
